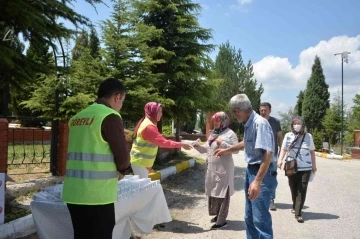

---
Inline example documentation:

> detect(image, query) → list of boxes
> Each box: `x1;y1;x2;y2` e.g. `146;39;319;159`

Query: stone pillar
57;120;69;176
0;119;8;174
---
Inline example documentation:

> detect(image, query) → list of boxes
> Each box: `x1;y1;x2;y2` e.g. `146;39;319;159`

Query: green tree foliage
89;27;100;59
101;0;169;123
0;0;105;117
214;41;264;136
0;0;105;81
302;56;330;132
322;90;342;146
23;45;107;119
312;128;324;151
0;34;25;116
345;94;360;146
72;30;89;61
278;107;296;134
214;41;264;111
294;90;304;116
134;0;216;139
10;39;52;125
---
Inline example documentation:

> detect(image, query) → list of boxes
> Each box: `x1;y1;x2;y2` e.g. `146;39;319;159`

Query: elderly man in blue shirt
214;94;275;239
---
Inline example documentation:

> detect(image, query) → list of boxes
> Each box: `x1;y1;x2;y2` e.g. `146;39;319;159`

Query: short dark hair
260;102;271;110
97;78;126;99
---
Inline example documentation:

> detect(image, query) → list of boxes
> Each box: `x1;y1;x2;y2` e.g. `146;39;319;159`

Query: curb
0;214;36;239
149;158;196;181
315;152;352;160
0;158;197;238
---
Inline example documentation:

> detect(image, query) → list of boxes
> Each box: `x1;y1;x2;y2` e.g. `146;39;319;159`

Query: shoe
210;222;228;230
291;209;295;214
270;200;277;211
295;216;304;223
210;216;218;223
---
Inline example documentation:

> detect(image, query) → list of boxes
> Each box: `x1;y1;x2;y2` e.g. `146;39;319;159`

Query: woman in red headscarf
130;102;192;178
193;111;238;230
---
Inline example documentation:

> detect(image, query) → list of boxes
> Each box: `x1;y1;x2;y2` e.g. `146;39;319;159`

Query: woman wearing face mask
193;112;238;230
130;102;192;178
277;116;317;223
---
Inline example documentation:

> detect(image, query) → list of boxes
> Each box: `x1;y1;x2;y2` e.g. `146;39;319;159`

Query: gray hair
229;94;252;111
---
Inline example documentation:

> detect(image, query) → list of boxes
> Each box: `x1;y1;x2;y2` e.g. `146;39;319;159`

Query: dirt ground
132;149;246;239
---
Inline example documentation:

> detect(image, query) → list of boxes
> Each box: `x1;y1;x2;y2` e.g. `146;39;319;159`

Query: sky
71;0;360;117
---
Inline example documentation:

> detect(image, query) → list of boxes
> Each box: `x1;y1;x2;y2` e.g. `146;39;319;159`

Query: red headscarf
133;102;162;139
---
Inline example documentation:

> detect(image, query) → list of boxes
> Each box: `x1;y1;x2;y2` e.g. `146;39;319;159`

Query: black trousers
67;203;115;239
288;170;311;217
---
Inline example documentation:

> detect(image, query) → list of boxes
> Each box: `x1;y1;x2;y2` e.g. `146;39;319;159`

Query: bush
162;125;173;137
312;128;323;151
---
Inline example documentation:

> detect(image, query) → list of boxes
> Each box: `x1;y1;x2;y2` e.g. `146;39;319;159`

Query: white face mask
293;124;302;132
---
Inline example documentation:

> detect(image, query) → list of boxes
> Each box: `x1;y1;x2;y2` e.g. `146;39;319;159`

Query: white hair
229;94;252;111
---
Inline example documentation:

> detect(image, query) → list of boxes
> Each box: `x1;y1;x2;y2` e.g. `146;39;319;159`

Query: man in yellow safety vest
62;78;131;239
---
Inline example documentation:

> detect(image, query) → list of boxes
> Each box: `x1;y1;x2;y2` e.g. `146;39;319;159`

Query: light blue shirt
244;111;274;164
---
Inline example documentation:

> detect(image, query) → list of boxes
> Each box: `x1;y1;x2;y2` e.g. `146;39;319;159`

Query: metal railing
6;117;52;175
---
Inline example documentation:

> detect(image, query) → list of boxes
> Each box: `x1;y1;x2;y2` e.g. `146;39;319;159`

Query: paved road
139;149;360;239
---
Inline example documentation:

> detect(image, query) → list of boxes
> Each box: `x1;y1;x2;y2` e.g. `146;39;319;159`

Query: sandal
291;209;295;214
296;216;304;223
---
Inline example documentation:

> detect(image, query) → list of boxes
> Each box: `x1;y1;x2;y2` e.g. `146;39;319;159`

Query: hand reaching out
181;143;192;150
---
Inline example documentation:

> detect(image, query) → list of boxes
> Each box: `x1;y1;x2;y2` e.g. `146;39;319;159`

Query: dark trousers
67;203;115;239
288;170;311;217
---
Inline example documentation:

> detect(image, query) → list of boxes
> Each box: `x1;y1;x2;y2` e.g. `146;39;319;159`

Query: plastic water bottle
191;138;201;146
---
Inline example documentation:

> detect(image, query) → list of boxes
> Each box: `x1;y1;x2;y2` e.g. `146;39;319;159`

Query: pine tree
0;0;105;117
278;107;296;134
294;90;304;116
344;94;360;145
72;30;89;61
101;0;168;123
134;0;216;139
302;56;330;132
0;0;105;80
0;34;25;116
22;47;108;119
214;41;264;111
89;27;100;59
9;39;52;125
322;90;342;146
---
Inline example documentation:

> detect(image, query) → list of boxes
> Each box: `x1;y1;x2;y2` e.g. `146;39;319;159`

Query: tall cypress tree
294;90;304;116
302;56;330;132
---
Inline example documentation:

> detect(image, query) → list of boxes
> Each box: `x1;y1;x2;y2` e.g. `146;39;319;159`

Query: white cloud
237;0;253;5
201;4;209;10
231;0;253;12
254;35;360;111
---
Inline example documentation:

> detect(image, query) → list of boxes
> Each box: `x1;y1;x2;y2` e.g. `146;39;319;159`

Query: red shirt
141;125;182;148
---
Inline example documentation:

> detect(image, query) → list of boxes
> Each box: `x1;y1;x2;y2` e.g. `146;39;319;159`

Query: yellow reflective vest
62;104;120;205
130;118;158;168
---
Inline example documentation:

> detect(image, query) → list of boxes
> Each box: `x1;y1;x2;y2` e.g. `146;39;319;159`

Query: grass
15;190;41;203
4;190;41;223
7;144;51;178
4;206;31;223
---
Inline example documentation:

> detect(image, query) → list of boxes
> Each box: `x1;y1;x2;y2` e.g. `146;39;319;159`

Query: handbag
284;133;306;176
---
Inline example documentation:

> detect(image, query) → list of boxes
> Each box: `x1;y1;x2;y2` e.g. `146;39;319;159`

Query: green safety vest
130;117;158;168
62;103;120;205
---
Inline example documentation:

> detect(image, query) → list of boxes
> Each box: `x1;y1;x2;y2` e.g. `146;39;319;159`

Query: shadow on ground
151;219;246;234
303;211;340;221
275;203;309;210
